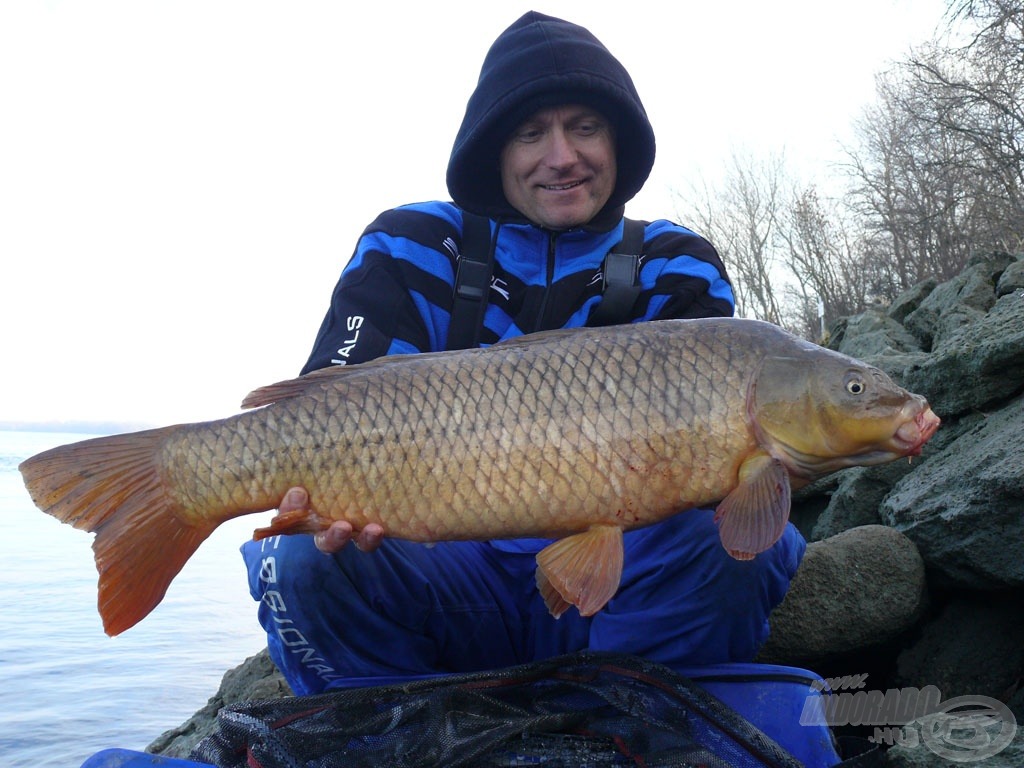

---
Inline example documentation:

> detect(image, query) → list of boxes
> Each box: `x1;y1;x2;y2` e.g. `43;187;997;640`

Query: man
242;11;805;697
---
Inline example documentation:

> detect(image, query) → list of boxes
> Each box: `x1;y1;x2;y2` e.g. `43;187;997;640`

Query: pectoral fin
714;454;791;560
535;525;624;618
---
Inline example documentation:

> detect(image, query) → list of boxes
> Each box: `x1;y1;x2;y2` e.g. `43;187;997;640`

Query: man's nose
543;128;578;167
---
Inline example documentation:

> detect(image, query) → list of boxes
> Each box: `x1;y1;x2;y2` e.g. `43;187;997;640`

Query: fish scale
19;318;940;635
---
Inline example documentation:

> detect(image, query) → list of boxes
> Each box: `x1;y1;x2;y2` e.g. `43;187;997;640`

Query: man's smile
541;180;586;191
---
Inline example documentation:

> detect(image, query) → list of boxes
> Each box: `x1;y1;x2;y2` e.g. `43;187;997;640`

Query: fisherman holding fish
244;11;807;695
19;8;941;716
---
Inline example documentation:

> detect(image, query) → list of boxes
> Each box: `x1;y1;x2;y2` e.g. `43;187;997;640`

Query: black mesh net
192;651;805;768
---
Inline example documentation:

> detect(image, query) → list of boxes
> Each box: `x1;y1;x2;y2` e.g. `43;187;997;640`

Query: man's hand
278;487;385;554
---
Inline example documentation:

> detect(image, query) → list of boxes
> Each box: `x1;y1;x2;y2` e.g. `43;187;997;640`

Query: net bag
192;651;806;768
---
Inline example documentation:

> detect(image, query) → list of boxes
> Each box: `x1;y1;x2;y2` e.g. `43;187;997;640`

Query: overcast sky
1;0;948;427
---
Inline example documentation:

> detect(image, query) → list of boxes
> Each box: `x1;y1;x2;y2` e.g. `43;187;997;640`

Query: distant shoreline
0;421;155;435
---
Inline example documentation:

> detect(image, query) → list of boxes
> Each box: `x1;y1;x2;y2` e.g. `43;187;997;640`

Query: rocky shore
151;252;1024;765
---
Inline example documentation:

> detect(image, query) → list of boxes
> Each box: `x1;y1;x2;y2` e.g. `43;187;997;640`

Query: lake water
1;430;273;768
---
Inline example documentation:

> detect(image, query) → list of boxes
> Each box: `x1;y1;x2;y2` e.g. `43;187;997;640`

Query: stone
147;649;291;759
901;252;1015;350
996;258;1024;296
828;308;924;360
881;393;1024;590
894;594;1024;701
758;526;928;664
808;462;915;542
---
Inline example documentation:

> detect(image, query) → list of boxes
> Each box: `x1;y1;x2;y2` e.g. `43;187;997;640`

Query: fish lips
894;406;941;456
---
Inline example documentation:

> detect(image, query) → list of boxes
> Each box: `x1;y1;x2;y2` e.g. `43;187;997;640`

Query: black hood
446;11;656;222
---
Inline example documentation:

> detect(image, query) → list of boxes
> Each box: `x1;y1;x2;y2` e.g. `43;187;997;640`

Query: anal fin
535;525;624;618
253;507;330;540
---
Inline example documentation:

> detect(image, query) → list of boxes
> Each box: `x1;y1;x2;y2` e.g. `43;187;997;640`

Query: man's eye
517;128;543;142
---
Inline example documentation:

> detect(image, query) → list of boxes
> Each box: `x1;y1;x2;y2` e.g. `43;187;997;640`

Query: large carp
20;318;939;636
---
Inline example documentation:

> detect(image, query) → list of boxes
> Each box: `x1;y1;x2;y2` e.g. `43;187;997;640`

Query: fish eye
845;374;867;395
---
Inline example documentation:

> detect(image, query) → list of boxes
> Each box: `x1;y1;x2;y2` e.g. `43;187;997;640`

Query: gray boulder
881;393;1024;590
758;525;928;664
894;288;1024;418
885;735;1024;768
894;593;1024;701
809;252;1024;591
808;462;915;542
148;649;291;758
884;623;1024;768
827;307;924;360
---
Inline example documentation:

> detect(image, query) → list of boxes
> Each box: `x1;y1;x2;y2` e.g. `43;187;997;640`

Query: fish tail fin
19;429;218;636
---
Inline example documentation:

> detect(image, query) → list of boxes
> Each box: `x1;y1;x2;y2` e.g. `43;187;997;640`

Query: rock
893;289;1024;418
881;392;1024;590
901;252;1015;350
885;735;1024;768
883;638;1024;768
894;593;1024;701
758;526;928;664
147;649;291;758
828;308;924;360
886;277;938;324
808;462;915;542
996;258;1024;296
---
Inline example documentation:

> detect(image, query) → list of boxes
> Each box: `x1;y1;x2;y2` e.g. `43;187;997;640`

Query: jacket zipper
533;231;558;332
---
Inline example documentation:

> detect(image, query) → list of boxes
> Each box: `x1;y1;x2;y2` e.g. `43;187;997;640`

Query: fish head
751;347;941;480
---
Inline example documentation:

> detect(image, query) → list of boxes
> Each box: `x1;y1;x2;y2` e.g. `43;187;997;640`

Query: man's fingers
279;487;309;514
314;520;354;553
278;487;381;554
354;523;385;553
312;521;384;554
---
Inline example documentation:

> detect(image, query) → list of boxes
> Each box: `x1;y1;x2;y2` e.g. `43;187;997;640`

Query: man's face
500;104;617;230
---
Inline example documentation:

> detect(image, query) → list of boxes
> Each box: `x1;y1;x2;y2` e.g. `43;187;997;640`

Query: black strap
447;211;494;351
588;218;645;327
447;215;645;349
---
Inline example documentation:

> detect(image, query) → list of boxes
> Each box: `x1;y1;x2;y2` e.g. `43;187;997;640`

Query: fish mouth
892;406;941;456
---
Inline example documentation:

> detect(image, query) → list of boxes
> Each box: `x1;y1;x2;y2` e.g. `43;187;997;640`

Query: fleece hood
446;11;656;222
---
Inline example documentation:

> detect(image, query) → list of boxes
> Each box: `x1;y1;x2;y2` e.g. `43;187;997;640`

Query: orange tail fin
19;429;218;636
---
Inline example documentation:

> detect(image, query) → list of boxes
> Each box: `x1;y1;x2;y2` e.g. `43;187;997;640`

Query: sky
1;0;949;427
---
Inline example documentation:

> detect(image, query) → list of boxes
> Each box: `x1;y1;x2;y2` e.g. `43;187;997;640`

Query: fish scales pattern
164;322;762;542
422;327;734;535
158;323;762;543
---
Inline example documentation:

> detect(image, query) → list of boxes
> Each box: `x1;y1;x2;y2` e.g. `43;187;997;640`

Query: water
0;430;274;768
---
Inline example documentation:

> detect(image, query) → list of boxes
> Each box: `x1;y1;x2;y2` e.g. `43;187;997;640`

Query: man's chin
532;206;596;230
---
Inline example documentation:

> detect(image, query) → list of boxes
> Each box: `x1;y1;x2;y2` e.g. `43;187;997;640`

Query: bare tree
842;64;993;294
670;0;1024;335
905;0;1024;251
675;151;786;325
776;185;870;338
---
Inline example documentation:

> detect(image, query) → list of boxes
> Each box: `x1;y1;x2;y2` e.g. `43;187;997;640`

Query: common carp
20;318;939;636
